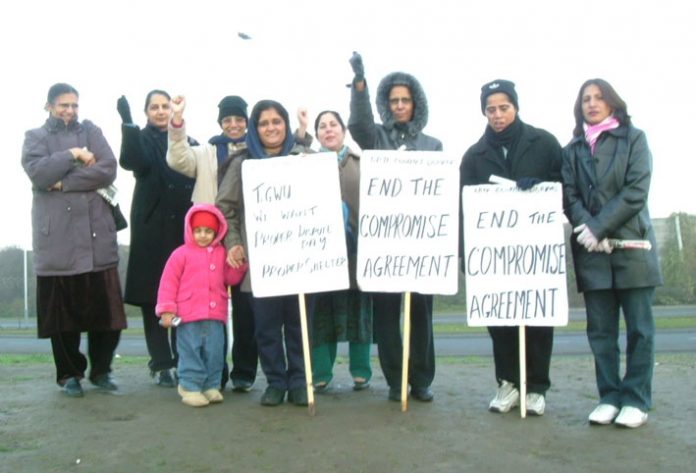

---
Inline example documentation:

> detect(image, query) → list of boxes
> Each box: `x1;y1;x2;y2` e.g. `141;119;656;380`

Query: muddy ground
1;353;695;473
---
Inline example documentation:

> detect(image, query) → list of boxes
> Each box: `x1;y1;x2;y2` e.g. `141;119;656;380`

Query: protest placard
242;152;349;297
357;150;460;294
462;182;568;326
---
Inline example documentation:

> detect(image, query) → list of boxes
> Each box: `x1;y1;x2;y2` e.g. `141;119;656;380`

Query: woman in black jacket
460;79;562;416
562;79;662;428
118;91;196;387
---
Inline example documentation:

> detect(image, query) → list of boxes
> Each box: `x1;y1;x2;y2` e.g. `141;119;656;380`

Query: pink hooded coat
155;203;246;324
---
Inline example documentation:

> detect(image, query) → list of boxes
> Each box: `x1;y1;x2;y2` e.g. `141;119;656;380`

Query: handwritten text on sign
462;183;568;326
242;153;349;297
357;151;459;294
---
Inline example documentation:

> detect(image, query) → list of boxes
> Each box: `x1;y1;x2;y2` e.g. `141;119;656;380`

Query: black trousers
50;330;121;384
229;289;258;383
488;325;553;394
141;305;177;372
372;292;435;389
252;294;305;390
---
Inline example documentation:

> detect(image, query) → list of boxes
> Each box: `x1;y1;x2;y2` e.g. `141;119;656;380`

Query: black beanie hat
217;96;248;124
480;79;518;115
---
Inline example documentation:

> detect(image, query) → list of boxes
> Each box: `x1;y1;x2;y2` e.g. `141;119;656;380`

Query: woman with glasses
22;83;127;397
347;52;442;403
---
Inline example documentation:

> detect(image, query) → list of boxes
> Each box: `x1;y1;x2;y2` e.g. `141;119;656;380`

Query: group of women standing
22;55;661;427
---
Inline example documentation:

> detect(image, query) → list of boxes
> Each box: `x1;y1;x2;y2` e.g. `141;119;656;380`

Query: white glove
574;224;599;252
597;238;613;254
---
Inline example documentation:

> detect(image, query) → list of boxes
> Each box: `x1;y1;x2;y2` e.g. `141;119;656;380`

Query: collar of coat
45;115;82;133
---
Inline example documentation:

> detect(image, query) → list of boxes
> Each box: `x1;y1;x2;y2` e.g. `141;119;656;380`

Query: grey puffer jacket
22;117;119;276
348;72;442;151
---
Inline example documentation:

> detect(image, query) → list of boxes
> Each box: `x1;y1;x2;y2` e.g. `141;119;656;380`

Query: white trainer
614;406;648;428
526;393;546;416
488;380;520;413
588;403;619;425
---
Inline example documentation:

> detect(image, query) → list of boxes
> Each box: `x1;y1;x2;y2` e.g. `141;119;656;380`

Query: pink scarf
584;116;620;155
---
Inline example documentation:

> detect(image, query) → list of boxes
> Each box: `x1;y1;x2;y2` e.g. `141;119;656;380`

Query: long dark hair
144;89;170;112
572;78;631;136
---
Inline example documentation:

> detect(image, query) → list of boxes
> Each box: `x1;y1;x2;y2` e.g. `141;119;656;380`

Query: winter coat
562;125;663;292
155;204;247;323
348;72;442;152
119;123;196;305
22;116;119;276
460;120;562;186
167;120;246;204
216;142;314;292
459;120;562;270
338;147;362;288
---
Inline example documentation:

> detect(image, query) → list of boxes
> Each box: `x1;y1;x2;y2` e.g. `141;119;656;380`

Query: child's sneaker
178;385;210;407
202;388;224;403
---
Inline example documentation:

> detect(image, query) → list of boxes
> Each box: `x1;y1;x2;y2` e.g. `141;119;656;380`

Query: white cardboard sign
357;150;460;294
242;153;349;297
462;182;568;326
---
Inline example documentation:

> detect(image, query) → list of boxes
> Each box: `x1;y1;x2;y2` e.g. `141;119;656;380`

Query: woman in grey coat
347;52;442;403
21;83;127;397
562;78;662;428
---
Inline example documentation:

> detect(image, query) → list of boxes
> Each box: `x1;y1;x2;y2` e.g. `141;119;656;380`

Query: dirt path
1;354;695;473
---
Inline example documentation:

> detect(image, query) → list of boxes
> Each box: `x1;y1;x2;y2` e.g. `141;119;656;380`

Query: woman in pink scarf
561;79;662;429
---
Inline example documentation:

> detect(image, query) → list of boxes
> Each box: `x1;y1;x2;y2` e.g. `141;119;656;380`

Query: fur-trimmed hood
375;72;429;136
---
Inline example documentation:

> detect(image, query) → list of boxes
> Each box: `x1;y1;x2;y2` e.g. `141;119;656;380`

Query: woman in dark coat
22;83;127;397
216;100;313;407
347;52;442;403
562;78;662;428
460;79;562;416
117;91;196;387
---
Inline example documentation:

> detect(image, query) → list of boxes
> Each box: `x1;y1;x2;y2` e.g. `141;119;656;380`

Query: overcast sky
2;0;694;249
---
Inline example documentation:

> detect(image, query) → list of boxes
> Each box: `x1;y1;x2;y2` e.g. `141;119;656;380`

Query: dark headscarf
244;100;295;159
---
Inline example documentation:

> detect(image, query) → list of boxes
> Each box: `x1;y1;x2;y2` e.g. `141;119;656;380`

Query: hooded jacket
156;203;247;323
348;72;442;151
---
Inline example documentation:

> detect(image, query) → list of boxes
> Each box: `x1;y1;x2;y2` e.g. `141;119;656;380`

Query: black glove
516;177;542;190
117;95;133;124
349;51;365;83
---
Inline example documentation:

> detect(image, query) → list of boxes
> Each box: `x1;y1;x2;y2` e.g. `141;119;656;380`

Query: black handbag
112;203;128;231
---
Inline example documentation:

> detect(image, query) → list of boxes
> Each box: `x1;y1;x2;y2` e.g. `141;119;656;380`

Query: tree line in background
1;214;694;320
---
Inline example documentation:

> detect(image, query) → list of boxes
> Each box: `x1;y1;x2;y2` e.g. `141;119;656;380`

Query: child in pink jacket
156;203;247;407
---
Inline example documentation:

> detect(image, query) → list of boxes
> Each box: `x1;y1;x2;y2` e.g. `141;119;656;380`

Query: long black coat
459;121;563;265
561;125;662;292
119;123;196;305
460;121;562;186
